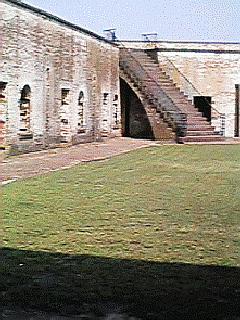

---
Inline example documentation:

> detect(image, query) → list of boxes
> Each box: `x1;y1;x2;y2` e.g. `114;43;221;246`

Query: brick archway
120;77;154;139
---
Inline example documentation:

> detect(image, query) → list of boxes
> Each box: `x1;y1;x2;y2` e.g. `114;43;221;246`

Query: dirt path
0;138;158;185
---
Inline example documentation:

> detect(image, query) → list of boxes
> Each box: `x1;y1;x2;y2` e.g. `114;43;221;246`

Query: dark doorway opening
120;78;153;139
194;96;212;122
19;84;33;140
235;84;239;137
0;82;7;147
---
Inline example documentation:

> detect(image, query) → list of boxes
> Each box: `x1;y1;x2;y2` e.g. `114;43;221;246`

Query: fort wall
121;41;240;137
0;0;120;152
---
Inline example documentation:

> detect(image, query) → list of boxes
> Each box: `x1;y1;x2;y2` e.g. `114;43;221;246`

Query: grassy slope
2;145;240;267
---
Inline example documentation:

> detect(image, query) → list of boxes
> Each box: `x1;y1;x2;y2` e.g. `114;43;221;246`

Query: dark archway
78;91;85;134
20;84;31;100
0;82;7;147
120;78;153;139
19;84;32;139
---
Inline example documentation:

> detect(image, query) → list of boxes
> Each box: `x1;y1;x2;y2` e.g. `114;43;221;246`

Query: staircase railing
119;48;188;139
157;55;226;135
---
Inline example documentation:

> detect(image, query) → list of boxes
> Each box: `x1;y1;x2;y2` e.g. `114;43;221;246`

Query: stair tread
121;50;224;145
180;135;224;142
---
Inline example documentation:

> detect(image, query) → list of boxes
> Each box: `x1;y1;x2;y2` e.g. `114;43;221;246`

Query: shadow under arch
120;77;154;140
1;247;239;319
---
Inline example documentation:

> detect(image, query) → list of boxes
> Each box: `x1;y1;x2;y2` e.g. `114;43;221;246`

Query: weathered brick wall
0;0;120;152
157;50;240;137
121;41;240;137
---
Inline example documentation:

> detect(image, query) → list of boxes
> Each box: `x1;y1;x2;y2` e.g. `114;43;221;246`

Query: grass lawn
1;145;240;318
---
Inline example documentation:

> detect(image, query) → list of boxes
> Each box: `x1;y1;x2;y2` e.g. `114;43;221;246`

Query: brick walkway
0;138;158;185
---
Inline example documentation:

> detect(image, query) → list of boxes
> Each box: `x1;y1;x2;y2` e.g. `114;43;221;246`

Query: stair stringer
126;49;224;143
146;51;225;137
120;70;176;142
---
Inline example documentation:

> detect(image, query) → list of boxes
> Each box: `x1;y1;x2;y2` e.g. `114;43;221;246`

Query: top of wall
119;40;240;54
3;0;117;46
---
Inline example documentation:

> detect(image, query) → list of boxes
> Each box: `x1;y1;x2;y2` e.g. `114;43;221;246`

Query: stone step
187;130;217;136
187;118;211;127
187;125;211;130
149;87;183;95
187;117;208;122
178;102;202;110
160;87;182;93
187;125;215;131
141;64;159;68
143;68;159;71
186;117;210;123
160;84;182;90
161;92;188;98
132;55;155;59
122;51;224;145
159;83;179;88
166;97;190;105
148;75;170;81
186;115;209;120
179;135;225;143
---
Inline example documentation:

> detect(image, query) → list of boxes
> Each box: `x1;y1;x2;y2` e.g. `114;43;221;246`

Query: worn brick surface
0;0;120;152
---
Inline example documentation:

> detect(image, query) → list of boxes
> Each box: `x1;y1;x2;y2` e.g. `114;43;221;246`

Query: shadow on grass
0;248;239;319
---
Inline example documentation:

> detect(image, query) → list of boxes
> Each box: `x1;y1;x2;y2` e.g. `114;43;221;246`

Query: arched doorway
60;88;71;143
19;84;32;139
0;82;7;148
77;91;86;134
120;78;153;139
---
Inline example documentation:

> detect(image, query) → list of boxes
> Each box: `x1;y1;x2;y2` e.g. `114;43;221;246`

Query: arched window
19;84;32;138
113;94;120;128
21;85;31;101
0;82;7;99
60;88;71;143
78;91;85;133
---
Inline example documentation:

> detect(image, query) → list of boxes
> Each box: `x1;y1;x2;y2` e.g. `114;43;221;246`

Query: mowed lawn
3;145;240;266
1;145;240;318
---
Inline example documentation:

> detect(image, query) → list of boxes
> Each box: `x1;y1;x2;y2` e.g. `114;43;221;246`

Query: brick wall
0;0;120;152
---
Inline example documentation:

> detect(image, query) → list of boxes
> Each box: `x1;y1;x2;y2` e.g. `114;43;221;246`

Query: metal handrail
119;48;188;137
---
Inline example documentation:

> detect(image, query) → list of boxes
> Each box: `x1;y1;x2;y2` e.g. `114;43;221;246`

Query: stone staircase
120;49;224;143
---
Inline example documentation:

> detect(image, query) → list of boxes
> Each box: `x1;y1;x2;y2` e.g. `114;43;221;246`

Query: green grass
1;145;240;317
2;145;240;266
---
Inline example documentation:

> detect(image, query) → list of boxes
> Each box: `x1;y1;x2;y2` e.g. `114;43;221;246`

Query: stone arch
120;76;153;139
19;84;32;138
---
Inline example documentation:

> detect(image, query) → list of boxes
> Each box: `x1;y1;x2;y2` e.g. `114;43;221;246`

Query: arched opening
112;94;120;129
19;84;32;139
120;78;153;139
21;84;31;100
78;91;85;134
0;82;7;148
60;88;71;143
